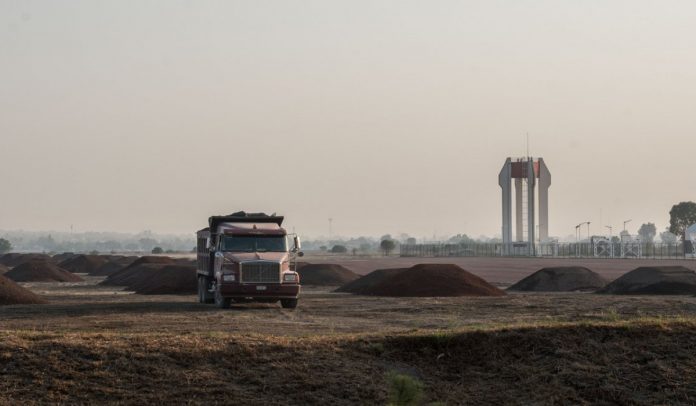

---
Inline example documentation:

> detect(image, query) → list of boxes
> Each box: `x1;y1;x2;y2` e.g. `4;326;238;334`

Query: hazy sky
1;1;695;239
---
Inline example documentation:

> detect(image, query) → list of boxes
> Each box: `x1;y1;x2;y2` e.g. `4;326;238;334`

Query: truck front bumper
219;283;300;299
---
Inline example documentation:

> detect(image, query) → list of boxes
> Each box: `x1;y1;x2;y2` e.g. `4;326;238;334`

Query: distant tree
89;250;99;255
351;247;358;256
319;246;327;252
637;223;657;243
151;247;164;254
0;238;12;254
36;234;57;251
448;234;474;244
165;249;175;254
138;238;158;252
380;239;396;256
669;202;696;240
405;237;417;245
660;230;678;244
359;243;372;253
330;245;348;253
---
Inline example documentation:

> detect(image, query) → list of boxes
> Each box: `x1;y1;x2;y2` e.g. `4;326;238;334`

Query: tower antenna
526;133;530;158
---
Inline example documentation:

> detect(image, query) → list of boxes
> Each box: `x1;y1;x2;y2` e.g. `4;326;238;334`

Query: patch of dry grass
2;317;696;404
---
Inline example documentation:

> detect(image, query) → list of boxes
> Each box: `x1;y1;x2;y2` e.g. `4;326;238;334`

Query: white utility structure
687;224;696;258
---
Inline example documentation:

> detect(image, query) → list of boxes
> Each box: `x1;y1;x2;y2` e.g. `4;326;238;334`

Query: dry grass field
2;259;696;404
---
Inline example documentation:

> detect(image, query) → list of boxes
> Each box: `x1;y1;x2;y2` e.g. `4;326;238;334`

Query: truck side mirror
293;236;302;252
297;251;304;257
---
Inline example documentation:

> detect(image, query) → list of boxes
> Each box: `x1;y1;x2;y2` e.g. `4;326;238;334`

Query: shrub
330;245;348;253
387;372;423;406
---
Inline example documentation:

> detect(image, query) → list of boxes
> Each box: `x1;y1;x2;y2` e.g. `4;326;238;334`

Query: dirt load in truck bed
296;263;360;286
355;263;506;297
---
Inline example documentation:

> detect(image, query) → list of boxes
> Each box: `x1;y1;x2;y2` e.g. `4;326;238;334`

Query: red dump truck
196;212;302;309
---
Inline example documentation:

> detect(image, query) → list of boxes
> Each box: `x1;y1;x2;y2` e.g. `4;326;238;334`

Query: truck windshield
221;235;287;252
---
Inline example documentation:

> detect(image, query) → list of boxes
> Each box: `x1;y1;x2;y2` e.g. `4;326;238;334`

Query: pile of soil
598;266;696;295
90;256;138;276
100;256;176;286
0;264;9;274
296;263;360;286
4;260;83;283
0;253;54;267
130;265;197;295
0;275;46;305
356;264;506;297
508;267;607;292
52;252;77;263
59;255;108;274
335;268;408;294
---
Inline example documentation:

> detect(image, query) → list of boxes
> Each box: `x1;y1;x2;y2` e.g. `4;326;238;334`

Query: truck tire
198;277;214;304
280;298;298;309
215;288;231;309
197;277;205;303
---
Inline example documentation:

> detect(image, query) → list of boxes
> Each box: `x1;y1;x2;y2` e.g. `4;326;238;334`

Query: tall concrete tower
498;157;551;255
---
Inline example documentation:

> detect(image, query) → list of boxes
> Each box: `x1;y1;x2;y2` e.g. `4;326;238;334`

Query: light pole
605;225;614;257
623;219;632;233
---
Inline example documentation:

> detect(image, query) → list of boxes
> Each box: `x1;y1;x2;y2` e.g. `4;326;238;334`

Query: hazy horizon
2;1;695;239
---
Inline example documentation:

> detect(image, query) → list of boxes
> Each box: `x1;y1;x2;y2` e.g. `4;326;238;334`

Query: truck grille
240;262;281;284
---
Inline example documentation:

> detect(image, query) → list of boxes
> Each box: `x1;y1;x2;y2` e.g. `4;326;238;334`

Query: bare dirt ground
3;263;696;404
3;275;696;335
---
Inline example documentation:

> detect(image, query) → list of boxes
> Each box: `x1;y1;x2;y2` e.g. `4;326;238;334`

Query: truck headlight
283;273;298;282
222;274;236;282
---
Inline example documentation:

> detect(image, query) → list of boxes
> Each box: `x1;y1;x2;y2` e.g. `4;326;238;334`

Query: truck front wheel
214;288;231;309
198;277;214;304
280;299;298;309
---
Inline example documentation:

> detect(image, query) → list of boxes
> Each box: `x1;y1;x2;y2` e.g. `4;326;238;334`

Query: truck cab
196;212;302;309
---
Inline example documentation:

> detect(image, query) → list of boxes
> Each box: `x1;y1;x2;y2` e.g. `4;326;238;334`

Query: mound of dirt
335;268;408;294
296;263;360;286
59;255;108;274
0;264;9;274
598;266;696;295
130;265;197;295
358;264;506;297
90;256;138;276
0;275;47;305
0;253;54;267
52;252;77;263
100;256;176;286
508;267;607;292
4;260;83;283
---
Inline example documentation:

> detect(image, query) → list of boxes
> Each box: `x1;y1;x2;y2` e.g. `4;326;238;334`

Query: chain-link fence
399;241;696;259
